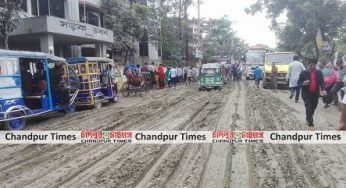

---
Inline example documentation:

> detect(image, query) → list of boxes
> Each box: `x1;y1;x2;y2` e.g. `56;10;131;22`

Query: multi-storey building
8;0;113;57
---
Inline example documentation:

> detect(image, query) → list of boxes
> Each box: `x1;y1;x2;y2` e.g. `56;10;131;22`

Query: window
50;0;64;18
139;42;149;57
266;54;295;65
79;4;86;22
79;3;101;26
39;0;49;16
86;8;99;26
31;0;38;15
20;1;27;12
0;58;19;75
0;58;22;100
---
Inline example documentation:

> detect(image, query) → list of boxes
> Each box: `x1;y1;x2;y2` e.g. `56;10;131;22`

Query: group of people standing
228;62;243;82
125;62;197;89
158;65;197;88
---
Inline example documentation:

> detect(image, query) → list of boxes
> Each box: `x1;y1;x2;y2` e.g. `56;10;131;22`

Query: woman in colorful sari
156;64;165;89
322;63;338;108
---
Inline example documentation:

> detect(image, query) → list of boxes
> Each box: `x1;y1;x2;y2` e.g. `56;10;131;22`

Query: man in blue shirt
254;66;263;89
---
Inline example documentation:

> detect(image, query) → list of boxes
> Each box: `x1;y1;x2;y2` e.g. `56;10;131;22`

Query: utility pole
197;0;202;67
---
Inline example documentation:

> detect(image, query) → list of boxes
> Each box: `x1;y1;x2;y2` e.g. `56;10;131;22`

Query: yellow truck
263;52;295;89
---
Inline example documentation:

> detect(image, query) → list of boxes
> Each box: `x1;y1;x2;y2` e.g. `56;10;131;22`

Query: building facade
8;0;113;57
188;19;202;59
134;0;161;65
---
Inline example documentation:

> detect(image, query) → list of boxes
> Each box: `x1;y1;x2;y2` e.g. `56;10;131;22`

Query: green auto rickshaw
198;63;223;91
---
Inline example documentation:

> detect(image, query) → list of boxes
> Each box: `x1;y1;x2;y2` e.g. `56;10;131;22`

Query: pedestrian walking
177;66;183;84
322;63;337;108
287;55;305;103
148;62;156;88
170;66;178;88
254;66;263;89
186;66;193;85
183;67;188;83
298;58;326;130
232;63;239;82
331;60;346;106
236;65;242;81
271;62;278;92
165;67;171;87
156;64;165;89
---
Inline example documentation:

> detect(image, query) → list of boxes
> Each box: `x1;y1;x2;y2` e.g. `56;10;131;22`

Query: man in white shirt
177;66;183;84
170;66;178;88
286;55;306;103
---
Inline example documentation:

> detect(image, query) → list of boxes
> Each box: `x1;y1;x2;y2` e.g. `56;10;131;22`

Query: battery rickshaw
66;57;119;109
0;50;79;130
198;63;223;91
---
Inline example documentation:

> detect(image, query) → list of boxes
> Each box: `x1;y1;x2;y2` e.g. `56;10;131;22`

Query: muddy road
0;81;345;188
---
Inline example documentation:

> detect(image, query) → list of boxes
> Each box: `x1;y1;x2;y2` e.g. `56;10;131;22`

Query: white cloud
188;0;279;48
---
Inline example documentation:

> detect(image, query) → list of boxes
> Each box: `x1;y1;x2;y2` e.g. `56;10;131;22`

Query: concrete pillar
134;42;140;64
95;43;107;57
40;33;54;54
64;0;80;21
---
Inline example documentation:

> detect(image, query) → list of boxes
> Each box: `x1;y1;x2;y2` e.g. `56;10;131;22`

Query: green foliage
0;0;22;49
202;16;248;62
160;0;194;62
100;0;149;57
246;0;346;57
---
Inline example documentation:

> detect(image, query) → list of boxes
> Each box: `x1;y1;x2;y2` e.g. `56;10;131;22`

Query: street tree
100;0;149;63
162;0;193;63
202;16;247;62
246;0;346;58
0;0;22;49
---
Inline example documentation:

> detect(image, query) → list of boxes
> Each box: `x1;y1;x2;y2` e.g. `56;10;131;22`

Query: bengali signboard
9;16;113;43
51;17;113;43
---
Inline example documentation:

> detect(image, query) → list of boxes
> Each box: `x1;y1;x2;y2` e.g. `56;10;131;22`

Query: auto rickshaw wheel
109;95;118;103
262;80;268;89
63;104;76;114
4;111;26;130
94;101;102;109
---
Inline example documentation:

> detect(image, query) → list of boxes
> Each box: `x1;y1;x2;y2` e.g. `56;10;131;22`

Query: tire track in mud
245;84;346;188
60;88;229;188
0;86;205;187
197;83;242;188
228;82;250;188
134;89;229;188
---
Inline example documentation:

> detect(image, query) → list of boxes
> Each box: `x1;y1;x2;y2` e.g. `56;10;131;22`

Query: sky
188;0;279;48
